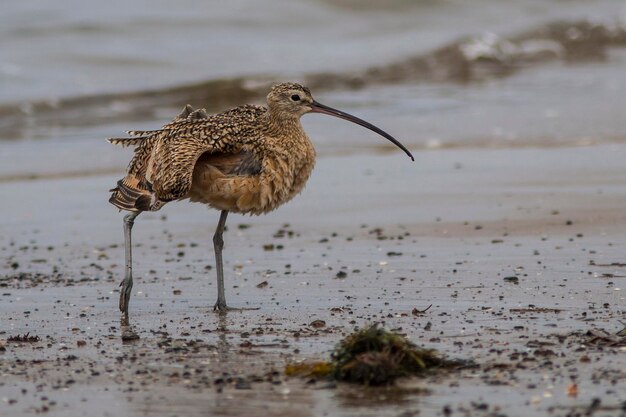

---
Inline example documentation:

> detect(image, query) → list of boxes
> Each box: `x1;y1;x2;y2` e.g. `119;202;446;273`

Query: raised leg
119;211;140;319
213;210;229;311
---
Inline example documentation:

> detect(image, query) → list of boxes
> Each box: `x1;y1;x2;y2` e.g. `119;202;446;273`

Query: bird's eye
291;94;301;102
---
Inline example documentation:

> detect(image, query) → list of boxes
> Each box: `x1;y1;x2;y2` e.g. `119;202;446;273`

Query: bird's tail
109;176;160;212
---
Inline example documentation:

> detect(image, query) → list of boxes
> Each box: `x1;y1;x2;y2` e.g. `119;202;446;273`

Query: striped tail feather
109;178;154;212
107;137;149;147
107;104;206;148
125;130;165;138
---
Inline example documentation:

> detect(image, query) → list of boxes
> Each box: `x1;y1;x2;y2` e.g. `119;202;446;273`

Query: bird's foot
119;278;133;317
120;316;139;341
213;301;260;313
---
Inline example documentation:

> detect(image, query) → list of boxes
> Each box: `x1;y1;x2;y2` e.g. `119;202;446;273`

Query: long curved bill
310;100;414;161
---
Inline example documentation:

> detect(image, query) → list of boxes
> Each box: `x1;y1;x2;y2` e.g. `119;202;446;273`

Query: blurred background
1;0;626;180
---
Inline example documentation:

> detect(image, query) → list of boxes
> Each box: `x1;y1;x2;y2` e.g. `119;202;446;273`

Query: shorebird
108;82;413;317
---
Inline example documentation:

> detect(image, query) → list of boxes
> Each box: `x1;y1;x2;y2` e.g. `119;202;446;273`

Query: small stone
503;276;519;284
310;320;326;329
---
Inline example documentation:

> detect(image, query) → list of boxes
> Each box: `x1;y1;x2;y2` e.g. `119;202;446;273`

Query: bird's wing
109;105;204;211
196;151;263;176
147;104;266;202
109;104;265;211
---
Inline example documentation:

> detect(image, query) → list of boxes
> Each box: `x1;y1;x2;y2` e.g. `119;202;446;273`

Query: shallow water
2;0;623;103
2;0;626;172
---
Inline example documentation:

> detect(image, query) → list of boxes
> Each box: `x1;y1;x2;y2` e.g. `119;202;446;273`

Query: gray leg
119;211;140;318
213;210;229;311
211;211;260;312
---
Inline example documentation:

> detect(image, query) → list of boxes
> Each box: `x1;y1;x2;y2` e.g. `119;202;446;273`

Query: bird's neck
264;110;305;139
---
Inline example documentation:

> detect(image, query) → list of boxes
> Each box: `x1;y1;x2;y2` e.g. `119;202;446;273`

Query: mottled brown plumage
109;82;413;316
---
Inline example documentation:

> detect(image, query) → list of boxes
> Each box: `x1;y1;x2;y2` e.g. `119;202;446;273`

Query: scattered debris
589;261;626;267
412;304;432;316
503;276;519;284
7;333;40;343
598;273;626;278
510;307;563;314
585;328;626;347
256;280;269;288
556;398;626;415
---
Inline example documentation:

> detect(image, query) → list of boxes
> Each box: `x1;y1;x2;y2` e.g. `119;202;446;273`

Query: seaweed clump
331;325;455;385
285;325;462;385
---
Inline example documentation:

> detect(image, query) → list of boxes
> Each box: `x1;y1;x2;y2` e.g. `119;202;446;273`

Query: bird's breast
188;138;316;215
250;140;316;214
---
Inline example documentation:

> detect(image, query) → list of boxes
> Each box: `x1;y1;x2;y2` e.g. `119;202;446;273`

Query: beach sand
1;144;625;416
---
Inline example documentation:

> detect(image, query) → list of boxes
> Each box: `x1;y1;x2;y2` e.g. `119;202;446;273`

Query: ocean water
1;0;626;179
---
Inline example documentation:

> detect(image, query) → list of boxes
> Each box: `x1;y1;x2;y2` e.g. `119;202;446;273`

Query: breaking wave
1;19;625;140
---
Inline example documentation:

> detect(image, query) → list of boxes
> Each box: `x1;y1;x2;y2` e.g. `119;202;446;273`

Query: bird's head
266;82;414;161
267;82;314;117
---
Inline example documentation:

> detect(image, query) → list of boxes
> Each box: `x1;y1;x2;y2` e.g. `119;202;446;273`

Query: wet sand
1;145;626;416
